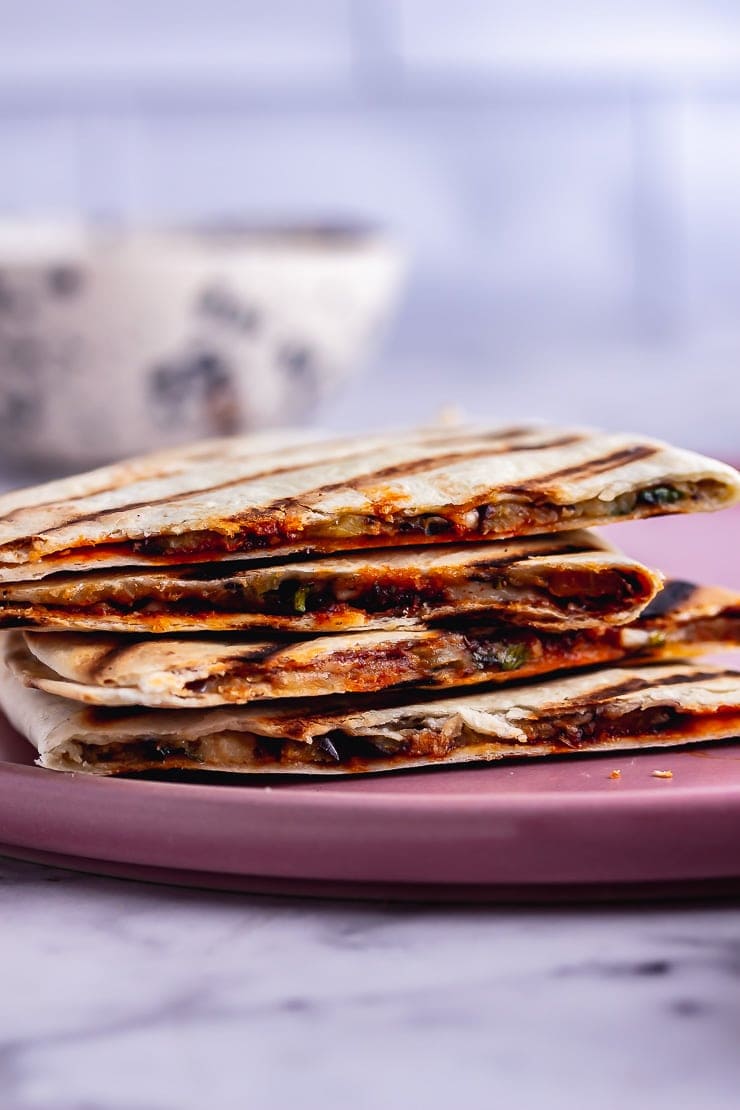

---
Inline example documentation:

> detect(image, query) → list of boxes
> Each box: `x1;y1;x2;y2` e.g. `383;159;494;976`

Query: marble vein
1;857;740;1110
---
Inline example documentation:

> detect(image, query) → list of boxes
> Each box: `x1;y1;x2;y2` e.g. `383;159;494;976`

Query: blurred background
1;0;740;467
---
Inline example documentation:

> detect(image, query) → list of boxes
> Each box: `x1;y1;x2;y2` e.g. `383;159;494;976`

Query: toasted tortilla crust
0;424;737;581
0;531;662;633
11;626;627;706
11;580;740;707
3;650;740;774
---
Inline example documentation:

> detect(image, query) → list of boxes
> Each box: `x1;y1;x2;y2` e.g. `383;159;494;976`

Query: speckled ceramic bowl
0;220;404;469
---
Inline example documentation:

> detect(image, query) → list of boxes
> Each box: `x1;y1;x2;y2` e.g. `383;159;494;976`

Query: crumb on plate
609;769;621;780
651;769;673;779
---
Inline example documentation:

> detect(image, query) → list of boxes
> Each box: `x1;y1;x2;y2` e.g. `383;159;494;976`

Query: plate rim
4;725;740;890
4;741;740;811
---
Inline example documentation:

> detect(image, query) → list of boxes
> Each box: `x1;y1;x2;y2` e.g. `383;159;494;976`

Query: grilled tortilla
0;424;736;582
3;651;740;774
9;581;740;707
0;531;661;633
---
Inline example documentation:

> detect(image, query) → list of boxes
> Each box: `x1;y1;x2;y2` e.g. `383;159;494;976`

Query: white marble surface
1;856;739;1110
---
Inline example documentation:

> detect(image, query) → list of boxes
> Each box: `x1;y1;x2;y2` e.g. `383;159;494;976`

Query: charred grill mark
566;675;655;702
105;637;298;689
0;432;578;538
86;640;143;682
0;447;267;526
651;668;740;685
470;541;588;574
80;703;152;725
584;668;737;705
0;433;374;526
526;445;658;487
4;448;376;533
0;465;205;525
300;667;740;723
348;435;586;488
223;643;293;668
639;580;699;620
7;428;492;534
272;436;587;513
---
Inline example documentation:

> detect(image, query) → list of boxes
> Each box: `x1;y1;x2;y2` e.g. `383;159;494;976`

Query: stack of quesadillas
1;423;740;776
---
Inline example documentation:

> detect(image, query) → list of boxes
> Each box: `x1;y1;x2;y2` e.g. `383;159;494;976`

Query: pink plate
3;715;740;900
2;506;740;901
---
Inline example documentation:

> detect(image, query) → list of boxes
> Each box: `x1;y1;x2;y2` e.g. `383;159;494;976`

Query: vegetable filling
6;479;722;574
128;481;704;558
74;705;740;773
0;563;653;627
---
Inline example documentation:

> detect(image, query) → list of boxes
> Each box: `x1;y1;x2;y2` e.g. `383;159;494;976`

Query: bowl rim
0;216;399;261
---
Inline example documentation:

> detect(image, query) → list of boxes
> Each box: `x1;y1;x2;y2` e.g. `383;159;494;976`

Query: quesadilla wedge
9;580;740;707
3;650;740;774
0;424;736;582
0;531;661;633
